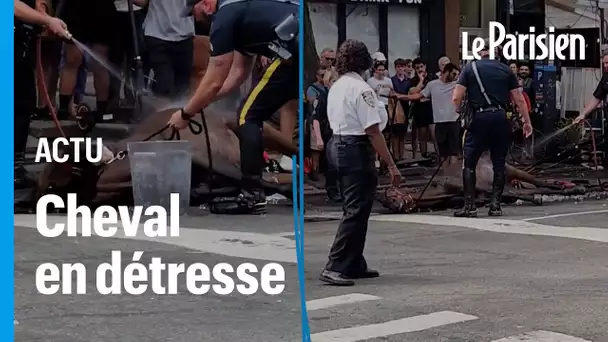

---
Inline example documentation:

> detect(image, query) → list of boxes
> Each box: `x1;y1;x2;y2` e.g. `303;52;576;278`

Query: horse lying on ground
378;156;588;213
36;105;298;209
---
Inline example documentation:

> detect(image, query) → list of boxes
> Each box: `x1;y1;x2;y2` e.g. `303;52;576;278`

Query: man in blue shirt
390;58;412;161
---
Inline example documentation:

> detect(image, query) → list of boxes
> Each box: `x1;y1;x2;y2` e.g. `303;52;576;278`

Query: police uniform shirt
457;59;518;109
327;72;388;135
593;73;608;101
209;0;297;58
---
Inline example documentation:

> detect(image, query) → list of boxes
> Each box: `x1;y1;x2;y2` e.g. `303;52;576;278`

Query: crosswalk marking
371;214;608;243
14;214;297;263
523;209;608;222
492;330;591;341
310;311;478;342
492;330;591;342
307;293;381;311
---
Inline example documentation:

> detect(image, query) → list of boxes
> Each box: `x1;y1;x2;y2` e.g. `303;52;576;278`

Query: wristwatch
180;108;194;120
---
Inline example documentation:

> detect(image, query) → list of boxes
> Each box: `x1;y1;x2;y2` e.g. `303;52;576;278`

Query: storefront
307;0;447;73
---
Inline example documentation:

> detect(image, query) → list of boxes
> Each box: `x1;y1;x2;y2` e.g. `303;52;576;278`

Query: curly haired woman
320;39;401;286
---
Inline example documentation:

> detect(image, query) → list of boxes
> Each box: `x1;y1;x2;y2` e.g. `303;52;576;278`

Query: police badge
361;90;376;107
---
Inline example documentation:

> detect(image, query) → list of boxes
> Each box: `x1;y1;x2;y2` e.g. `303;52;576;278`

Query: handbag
388;97;406;125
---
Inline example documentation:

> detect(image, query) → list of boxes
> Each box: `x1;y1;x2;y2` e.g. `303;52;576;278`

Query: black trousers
463;109;511;174
15;34;36;159
324;135;377;275
323;138;340;198
238;57;299;194
146;36;193;99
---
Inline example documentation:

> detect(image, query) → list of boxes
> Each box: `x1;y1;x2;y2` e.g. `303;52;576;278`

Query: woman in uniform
319;39;402;286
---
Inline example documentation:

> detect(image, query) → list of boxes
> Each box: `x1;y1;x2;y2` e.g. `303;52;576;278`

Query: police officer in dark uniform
168;0;298;214
14;0;70;188
452;41;532;217
574;54;608;123
574;53;608;166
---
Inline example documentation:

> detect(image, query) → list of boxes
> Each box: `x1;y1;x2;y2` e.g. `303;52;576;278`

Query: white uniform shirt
114;0;142;12
327;72;388;135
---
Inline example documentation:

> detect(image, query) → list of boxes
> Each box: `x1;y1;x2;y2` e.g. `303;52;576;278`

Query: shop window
346;4;380;55
460;0;482;28
309;3;339;54
387;6;419;74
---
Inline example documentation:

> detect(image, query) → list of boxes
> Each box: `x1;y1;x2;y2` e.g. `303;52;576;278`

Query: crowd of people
16;0;300;216
15;0;212;189
304;45;542;204
315;38;539;285
31;0;210;123
305;47;470;203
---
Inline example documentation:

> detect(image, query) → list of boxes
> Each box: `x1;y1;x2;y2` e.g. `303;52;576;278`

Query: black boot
488;170;506;216
454;168;478;217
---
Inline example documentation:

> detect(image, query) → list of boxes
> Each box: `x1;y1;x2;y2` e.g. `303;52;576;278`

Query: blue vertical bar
6;1;16;340
295;0;311;340
292;157;309;342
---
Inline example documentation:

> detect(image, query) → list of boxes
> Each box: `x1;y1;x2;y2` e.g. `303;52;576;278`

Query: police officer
14;0;70;188
320;39;401;286
168;0;298;214
452;42;532;217
574;53;608;165
574;54;608;125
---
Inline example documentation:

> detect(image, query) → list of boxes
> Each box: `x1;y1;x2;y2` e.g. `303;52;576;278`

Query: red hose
35;37;66;138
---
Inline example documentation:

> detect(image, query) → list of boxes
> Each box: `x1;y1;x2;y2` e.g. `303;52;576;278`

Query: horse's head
37;139;114;207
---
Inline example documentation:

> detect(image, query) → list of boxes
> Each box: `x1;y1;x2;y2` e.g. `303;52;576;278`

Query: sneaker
241;190;268;214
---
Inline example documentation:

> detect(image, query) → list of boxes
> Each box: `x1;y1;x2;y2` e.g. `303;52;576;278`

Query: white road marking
371;214;608;243
14;215;296;263
306;293;381;311
523;209;608;222
492;330;591;341
310;311;478;342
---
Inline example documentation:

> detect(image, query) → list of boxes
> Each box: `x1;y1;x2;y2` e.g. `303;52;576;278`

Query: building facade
307;0;458;73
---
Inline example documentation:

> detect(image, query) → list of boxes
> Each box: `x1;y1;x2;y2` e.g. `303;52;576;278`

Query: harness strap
111;111;204;161
471;61;493;107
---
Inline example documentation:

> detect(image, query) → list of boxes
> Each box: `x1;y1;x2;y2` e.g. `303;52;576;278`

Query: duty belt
475;106;503;113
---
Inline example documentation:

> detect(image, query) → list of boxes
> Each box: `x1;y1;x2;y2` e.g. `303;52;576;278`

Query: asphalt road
14;201;608;341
